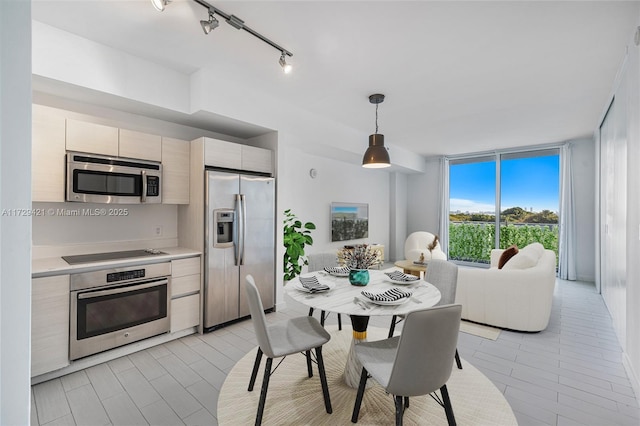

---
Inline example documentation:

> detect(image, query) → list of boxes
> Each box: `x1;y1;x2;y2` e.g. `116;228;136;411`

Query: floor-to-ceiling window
448;156;496;263
448;149;560;265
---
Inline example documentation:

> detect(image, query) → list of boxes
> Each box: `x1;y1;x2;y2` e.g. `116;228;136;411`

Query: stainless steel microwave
66;151;162;204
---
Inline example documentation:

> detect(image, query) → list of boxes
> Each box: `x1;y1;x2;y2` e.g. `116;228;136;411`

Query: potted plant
283;209;316;281
338;244;381;286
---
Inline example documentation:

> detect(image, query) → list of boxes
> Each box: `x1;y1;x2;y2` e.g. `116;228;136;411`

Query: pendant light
362;93;391;168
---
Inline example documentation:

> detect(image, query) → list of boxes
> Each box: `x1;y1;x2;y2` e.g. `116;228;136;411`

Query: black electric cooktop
62;249;167;265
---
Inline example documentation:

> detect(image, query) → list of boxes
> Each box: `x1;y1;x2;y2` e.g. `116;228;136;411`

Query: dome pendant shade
362;134;390;168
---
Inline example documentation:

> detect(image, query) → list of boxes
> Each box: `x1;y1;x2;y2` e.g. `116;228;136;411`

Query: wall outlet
154;225;162;236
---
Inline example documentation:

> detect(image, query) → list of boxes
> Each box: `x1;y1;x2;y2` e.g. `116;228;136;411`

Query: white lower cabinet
170;257;201;333
31;275;70;377
171;294;200;333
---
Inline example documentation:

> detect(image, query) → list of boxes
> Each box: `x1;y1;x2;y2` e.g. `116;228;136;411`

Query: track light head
200;11;219;34
279;53;292;74
151;0;170;12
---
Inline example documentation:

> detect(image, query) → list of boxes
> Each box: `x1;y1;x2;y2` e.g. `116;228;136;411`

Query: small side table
394;260;427;278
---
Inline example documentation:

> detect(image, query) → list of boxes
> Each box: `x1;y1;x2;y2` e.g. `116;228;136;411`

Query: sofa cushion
502;251;538;270
498;245;519;269
520;242;545;260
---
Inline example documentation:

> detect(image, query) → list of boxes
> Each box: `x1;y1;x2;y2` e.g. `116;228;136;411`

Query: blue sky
449;155;560;213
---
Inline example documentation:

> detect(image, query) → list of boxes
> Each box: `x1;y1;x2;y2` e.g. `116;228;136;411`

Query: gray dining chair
388;259;463;369
307;253;343;330
352;304;462;425
245;275;332;425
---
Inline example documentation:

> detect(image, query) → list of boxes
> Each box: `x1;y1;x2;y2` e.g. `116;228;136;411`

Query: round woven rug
218;326;517;425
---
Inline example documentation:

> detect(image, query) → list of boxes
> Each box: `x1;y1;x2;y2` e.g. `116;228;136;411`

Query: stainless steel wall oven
70;263;171;360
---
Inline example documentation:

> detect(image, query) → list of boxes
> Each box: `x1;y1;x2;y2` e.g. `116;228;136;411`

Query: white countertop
32;246;201;278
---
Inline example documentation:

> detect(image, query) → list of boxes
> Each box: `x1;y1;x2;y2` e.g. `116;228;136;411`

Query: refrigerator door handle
240;194;247;265
235;194;242;266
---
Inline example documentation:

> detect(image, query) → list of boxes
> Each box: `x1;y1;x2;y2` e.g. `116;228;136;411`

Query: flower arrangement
339;244;381;270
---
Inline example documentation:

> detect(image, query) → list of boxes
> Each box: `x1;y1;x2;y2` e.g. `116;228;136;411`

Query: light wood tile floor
31;278;640;425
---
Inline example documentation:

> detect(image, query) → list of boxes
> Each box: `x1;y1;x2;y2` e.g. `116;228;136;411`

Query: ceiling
31;0;640;158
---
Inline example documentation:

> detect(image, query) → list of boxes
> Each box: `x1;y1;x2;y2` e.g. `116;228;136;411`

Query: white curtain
558;143;576;280
438;157;450;255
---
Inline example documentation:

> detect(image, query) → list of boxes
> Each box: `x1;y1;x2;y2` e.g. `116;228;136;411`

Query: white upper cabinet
204;138;242;169
119;129;162;161
32;105;66;202
203;137;273;174
66;119;162;162
66;118;119;156
162;137;190;204
242;145;273;174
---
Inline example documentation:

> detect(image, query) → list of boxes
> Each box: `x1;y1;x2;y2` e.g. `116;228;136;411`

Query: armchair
404;231;446;262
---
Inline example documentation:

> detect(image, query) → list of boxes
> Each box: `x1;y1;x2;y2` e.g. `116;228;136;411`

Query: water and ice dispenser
213;209;235;248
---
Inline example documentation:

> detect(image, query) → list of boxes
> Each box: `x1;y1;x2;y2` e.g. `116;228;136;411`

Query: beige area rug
218;326;517;425
460;320;501;341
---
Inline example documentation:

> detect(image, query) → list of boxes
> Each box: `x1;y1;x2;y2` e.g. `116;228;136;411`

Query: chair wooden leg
315;346;332;414
248;348;263;391
394;395;404;426
320;310;326;326
338;313;342;330
308;307;315;317
306;350;313;378
455;349;462;370
440;384;456;426
404;396;409;408
351;368;369;423
255;357;273;426
388;315;397;338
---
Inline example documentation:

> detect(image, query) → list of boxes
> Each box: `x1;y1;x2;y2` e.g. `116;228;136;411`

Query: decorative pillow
498;245;519;269
519;242;545;260
502;251;538;270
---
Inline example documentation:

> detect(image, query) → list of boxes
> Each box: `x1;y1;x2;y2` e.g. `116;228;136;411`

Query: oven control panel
70;262;171;292
107;269;146;283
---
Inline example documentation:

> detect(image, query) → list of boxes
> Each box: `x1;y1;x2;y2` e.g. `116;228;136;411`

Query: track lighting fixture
200;10;219;34
150;0;170;12
153;0;294;73
279;53;292;74
362;94;391;168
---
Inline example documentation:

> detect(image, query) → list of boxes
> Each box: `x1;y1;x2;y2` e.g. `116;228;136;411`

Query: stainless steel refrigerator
204;169;275;329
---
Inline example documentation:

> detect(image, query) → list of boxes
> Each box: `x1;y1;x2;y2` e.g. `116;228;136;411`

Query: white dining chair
307;253;343;330
351;304;462;425
245;275;333;425
388;259;463;369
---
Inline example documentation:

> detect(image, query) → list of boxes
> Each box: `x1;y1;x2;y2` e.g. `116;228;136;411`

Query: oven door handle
77;279;168;300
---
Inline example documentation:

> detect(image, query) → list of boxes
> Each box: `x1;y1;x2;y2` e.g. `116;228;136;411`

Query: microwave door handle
235;194;242;266
141;170;147;203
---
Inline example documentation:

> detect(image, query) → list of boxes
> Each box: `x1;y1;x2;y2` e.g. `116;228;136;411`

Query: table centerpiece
339;244;382;286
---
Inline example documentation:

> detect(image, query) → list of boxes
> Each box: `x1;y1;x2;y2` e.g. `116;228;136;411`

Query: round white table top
284;268;441;316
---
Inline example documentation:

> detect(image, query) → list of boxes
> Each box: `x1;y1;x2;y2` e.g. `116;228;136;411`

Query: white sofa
404;231;447;262
455;243;556;332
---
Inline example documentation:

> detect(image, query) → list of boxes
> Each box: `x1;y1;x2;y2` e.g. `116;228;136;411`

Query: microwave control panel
146;176;160;196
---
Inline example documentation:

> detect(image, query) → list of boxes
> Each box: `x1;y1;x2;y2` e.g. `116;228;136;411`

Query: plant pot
349;269;370;286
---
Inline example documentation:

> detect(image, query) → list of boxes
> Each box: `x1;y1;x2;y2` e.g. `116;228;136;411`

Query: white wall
1;1;32;424
571;138;597;282
617;16;640;397
278;145;390;246
407;157;442;235
389;172;408;261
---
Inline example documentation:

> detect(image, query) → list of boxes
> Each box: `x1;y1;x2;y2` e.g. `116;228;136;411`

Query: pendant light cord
375;103;379;134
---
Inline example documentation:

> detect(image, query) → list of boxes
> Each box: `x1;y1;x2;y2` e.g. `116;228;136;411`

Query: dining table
284;268;441;387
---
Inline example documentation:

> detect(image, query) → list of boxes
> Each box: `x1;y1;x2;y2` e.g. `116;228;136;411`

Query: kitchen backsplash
32;202;178;256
